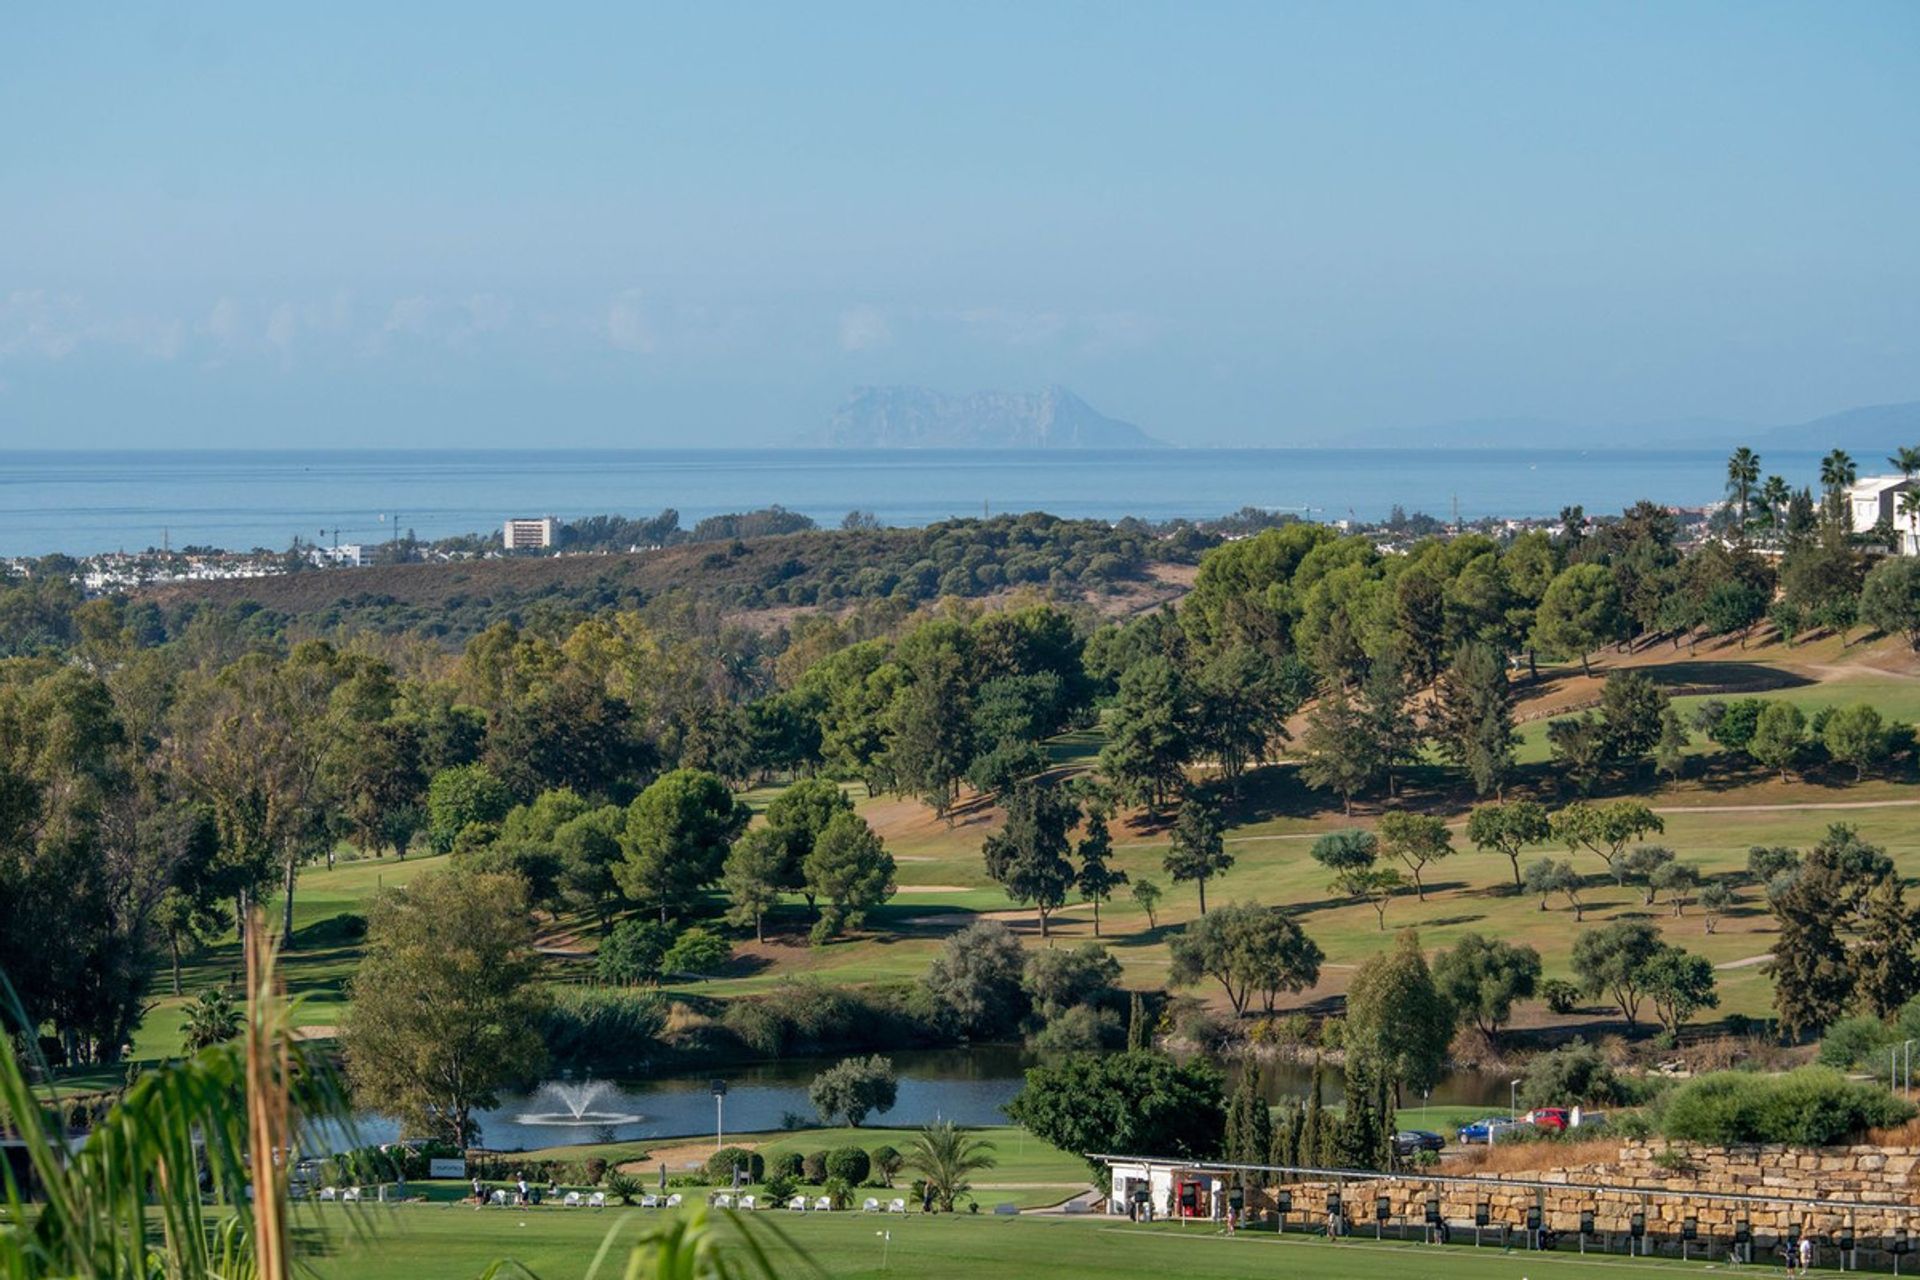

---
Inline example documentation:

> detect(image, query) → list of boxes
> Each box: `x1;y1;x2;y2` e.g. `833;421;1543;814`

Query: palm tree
1725;447;1760;528
1899;489;1920;555
1759;474;1792;526
182;986;244;1053
904;1121;999;1213
1820;448;1857;523
1891;446;1920;479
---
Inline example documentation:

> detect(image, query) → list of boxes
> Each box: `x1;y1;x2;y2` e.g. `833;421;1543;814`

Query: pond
345;1047;1514;1151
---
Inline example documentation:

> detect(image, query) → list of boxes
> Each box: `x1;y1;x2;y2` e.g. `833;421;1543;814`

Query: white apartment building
503;517;560;550
1844;476;1920;553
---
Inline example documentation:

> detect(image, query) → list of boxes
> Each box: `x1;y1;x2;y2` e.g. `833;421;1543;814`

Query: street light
1510;1079;1523;1121
1903;1039;1917;1093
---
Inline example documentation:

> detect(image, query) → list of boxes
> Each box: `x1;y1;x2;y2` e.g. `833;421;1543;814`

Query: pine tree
1771;862;1859;1039
1431;641;1518;798
1074;808;1128;937
1856;878;1920;1019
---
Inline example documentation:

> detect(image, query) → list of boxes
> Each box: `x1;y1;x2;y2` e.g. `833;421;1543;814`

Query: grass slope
111;634;1920;1066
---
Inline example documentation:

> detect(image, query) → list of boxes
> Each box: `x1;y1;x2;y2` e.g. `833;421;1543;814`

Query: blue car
1456;1117;1506;1145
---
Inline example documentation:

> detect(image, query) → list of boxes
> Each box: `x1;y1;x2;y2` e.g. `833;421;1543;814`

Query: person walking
1798;1233;1813;1276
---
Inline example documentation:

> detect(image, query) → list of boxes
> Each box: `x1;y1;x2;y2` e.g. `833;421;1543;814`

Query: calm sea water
0;447;1824;559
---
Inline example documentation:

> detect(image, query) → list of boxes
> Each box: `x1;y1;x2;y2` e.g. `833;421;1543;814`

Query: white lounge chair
342;1187;362;1203
665;1193;683;1209
587;1191;607;1208
488;1189;507;1206
813;1196;833;1212
562;1191;583;1207
318;1187;338;1202
738;1195;758;1211
787;1195;809;1212
887;1198;907;1215
640;1193;660;1209
861;1197;881;1213
713;1192;734;1209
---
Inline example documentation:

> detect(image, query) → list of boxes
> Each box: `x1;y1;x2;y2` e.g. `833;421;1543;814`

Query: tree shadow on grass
1411;914;1487;929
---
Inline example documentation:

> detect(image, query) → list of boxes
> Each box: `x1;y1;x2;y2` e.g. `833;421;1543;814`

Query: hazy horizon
5;3;1917;449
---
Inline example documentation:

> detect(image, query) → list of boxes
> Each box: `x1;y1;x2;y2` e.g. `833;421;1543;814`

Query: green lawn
300;1204;1756;1279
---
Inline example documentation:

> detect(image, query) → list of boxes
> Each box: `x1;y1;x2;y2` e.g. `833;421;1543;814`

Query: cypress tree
1224;1078;1251;1162
1303;1058;1327;1167
1126;991;1151;1052
1269;1101;1299;1175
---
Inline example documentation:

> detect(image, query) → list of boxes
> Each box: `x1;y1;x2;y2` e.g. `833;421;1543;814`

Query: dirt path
1716;953;1773;971
1112;796;1920;853
1655;798;1920;814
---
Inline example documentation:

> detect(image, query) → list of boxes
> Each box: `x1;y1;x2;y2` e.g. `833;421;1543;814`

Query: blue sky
2;1;1916;447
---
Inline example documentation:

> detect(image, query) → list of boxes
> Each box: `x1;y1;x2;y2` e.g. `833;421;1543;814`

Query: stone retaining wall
1252;1143;1920;1263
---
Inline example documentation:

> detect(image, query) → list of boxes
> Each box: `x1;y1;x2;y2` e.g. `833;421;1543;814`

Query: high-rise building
503;517;560;550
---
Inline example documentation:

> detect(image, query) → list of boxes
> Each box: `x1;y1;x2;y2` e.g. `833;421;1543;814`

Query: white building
317;543;364;567
1845;475;1920;552
503;517;560;550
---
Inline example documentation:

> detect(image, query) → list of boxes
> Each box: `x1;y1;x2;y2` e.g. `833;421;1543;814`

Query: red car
1528;1107;1571;1132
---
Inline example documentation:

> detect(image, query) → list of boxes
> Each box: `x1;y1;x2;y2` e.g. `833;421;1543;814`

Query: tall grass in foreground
0;914;340;1280
0;913;809;1280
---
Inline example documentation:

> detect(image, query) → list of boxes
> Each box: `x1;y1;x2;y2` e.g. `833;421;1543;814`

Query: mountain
1337;400;1920;452
1756;401;1920;453
810;385;1165;449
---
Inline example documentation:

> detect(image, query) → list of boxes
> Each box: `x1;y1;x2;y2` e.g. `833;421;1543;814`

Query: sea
0;447;1828;559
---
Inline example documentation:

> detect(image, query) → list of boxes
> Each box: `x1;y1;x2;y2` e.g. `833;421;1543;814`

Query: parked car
1456;1116;1532;1145
1455;1117;1504;1145
1392;1129;1445;1156
1527;1107;1571;1132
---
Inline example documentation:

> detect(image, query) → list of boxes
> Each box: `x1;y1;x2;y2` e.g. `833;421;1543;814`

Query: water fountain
514;1078;645;1127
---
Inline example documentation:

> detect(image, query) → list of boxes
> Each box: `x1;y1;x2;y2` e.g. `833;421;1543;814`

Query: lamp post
1903;1040;1917;1094
712;1079;728;1150
1510;1079;1523;1122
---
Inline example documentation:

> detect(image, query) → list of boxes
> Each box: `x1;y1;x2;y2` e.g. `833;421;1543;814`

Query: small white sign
428;1158;466;1179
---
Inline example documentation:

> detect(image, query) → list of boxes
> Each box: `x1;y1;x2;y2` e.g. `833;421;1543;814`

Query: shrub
1541;978;1582;1015
718;981;939;1059
825;1146;871;1185
539;987;668;1070
822;1175;855;1210
604;1171;642;1205
801;1151;829;1184
1659;1067;1916;1145
1819;1015;1894;1070
598;919;676;986
1028;1004;1120;1056
704;1147;764;1184
763;1172;798;1203
584;1157;609;1186
1173;1003;1235;1053
662;926;733;978
772;1151;804;1179
1519;1038;1626;1109
870;1144;902;1186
